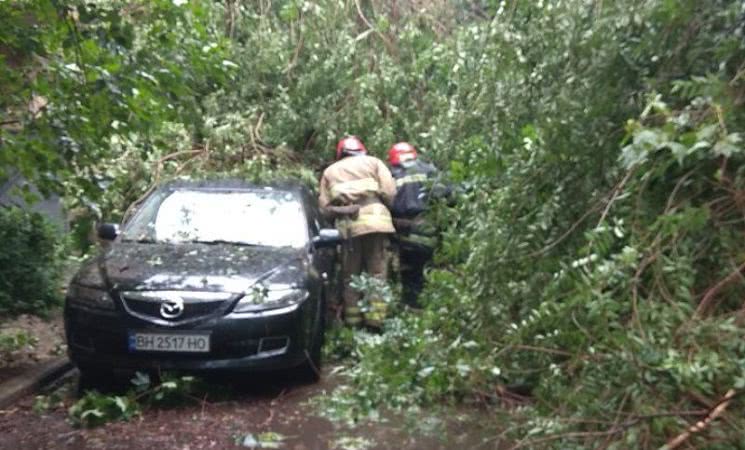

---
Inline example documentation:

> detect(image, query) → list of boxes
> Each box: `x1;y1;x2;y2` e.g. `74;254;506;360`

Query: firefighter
318;136;397;328
387;142;445;308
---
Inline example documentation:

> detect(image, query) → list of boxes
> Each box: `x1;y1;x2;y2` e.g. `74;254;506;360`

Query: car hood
76;242;307;293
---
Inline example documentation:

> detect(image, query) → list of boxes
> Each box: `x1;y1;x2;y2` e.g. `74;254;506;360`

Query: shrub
0;206;62;316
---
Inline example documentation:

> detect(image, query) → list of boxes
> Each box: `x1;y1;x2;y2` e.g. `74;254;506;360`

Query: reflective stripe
366;297;388;322
354;214;393;227
395;173;428;187
366;315;385;323
330;178;380;201
337;207;394;237
345;316;363;325
400;233;436;247
345;306;363;325
338;217;392;236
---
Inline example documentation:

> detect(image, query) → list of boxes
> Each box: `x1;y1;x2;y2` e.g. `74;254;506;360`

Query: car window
121;189;308;248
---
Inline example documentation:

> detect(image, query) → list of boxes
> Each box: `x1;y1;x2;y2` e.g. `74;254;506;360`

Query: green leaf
114;396;128;412
279;2;299;22
713;132;743;157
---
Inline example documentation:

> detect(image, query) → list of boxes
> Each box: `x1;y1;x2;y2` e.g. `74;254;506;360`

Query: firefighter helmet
336;136;367;160
387;142;418;166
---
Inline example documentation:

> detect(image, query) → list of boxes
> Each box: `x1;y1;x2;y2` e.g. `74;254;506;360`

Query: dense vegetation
3;0;745;447
0;206;61;316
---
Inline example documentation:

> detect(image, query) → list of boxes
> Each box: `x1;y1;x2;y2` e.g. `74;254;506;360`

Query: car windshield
121;188;308;248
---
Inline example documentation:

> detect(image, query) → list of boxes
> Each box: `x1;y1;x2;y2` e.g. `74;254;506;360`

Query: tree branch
354;0;398;58
120;148;206;222
694;261;745;317
661;389;738;450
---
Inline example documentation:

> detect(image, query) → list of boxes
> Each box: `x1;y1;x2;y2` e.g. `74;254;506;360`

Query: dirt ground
0;311;504;449
0;367;500;450
0;311;66;384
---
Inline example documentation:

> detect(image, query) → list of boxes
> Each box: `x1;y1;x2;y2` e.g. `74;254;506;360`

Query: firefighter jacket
319;154;397;239
390;159;442;250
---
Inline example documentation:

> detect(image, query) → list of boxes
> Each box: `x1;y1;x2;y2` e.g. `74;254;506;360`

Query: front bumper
64;298;317;372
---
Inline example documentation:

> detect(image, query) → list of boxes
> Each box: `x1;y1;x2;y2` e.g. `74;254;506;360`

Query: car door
302;190;336;303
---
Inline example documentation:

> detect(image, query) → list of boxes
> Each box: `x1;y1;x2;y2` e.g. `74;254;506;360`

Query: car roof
159;178;310;196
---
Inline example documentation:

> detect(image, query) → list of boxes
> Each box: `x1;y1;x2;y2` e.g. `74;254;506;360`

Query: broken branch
661;389;738;450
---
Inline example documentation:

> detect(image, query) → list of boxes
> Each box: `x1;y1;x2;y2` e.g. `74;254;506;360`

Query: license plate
128;332;210;353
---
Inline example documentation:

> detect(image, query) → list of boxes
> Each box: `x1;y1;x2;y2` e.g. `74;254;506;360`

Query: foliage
0;206;62;317
32;388;67;414
68;389;140;427
0;330;38;363
307;1;745;448
6;0;745;447
1;0;250;250
349;273;397;319
323;323;357;363
69;371;206;427
330;436;375;450
129;370;205;407
234;431;288;449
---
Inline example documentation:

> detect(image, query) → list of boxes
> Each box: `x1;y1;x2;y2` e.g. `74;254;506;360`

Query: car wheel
297;299;325;382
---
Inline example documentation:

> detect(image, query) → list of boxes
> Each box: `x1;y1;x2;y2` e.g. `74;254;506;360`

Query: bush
0;206;62;317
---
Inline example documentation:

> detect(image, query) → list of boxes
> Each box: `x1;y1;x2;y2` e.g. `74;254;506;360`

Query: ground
0;366;498;450
0;311;66;384
0;310;502;449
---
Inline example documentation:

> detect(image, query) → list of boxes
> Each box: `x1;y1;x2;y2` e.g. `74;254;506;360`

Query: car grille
119;290;238;326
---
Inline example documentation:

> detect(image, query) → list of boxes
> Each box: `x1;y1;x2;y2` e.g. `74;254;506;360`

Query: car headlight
67;284;116;311
233;284;309;313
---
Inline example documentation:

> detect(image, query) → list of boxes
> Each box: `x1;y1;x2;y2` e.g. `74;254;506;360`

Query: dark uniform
390;159;440;307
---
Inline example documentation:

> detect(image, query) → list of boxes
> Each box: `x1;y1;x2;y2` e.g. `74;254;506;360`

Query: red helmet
387;142;417;166
335;136;367;160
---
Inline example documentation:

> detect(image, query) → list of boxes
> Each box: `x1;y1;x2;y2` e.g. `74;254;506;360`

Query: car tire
297;299;325;383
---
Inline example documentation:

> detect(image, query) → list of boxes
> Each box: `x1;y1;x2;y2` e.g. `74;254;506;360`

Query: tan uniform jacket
319;155;396;238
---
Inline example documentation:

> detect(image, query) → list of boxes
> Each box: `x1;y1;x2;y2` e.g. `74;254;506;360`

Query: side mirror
312;228;342;249
97;223;120;241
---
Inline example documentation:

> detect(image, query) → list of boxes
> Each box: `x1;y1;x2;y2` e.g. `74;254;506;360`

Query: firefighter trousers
399;245;433;308
341;232;389;326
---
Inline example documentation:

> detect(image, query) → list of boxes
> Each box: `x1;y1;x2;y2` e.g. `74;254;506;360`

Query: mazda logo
160;296;184;319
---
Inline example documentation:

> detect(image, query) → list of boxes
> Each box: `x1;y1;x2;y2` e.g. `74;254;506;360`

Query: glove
393;218;415;232
324;204;361;220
